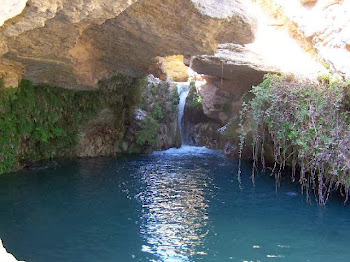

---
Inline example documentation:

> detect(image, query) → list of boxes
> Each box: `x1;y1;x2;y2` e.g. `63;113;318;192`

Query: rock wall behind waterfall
187;0;350;158
113;75;181;154
182;82;224;149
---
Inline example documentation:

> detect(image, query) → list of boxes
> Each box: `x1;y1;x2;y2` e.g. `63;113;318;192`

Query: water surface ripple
0;149;350;261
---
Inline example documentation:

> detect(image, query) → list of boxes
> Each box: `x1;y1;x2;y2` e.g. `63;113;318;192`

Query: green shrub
152;104;164;120
0;75;139;174
150;83;158;95
187;81;202;109
136;116;159;147
239;73;350;204
172;86;180;105
221;101;231;113
140;77;148;87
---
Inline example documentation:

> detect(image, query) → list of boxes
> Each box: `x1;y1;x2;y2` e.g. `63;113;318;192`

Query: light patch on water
137;157;211;261
153;145;221;156
277;244;291;248
286;191;298;197
267;254;285;258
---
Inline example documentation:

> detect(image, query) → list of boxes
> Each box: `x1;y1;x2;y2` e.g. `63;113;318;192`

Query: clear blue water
1;146;350;262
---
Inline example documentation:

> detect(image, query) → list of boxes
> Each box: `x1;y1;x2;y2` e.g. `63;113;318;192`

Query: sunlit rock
252;0;350;78
0;0;27;27
192;44;279;92
163;56;189;82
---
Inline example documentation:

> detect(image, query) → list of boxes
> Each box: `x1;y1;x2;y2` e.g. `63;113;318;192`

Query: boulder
192;43;279;94
197;77;232;123
77;108;122;157
191;44;279;123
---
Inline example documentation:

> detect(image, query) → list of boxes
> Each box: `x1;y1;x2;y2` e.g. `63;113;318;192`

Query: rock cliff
252;0;350;78
0;0;257;89
186;0;349;155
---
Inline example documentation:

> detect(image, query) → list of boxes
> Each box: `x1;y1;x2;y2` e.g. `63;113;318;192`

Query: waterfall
177;82;190;145
154;81;217;155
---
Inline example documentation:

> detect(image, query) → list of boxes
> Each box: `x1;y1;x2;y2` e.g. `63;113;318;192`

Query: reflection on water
136;159;210;261
2;154;350;262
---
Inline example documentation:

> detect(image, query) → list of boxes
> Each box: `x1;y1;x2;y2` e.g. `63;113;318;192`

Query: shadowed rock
192;43;279;93
0;0;257;88
191;43;279;122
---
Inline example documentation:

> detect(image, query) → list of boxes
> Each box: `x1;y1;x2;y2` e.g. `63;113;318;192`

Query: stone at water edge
0;239;24;262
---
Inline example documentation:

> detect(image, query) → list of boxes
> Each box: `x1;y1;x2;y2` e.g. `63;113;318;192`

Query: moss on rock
0;75;139;174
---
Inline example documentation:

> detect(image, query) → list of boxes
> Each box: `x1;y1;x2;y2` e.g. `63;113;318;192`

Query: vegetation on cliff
239;73;350;204
186;81;202;110
132;78;179;152
0;75;140;175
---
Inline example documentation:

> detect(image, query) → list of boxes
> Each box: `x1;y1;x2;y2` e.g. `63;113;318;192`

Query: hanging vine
238;73;350;204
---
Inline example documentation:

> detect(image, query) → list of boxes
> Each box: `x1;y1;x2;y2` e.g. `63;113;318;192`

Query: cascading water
155;81;215;155
177;82;190;145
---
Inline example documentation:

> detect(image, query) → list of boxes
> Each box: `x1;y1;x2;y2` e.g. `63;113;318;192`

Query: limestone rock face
253;0;350;78
77;108;122;157
0;0;257;89
163;56;189;82
191;44;279;124
117;75;181;153
197;78;232;123
192;122;224;149
186;44;278;150
75;75;180;156
192;43;279;94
